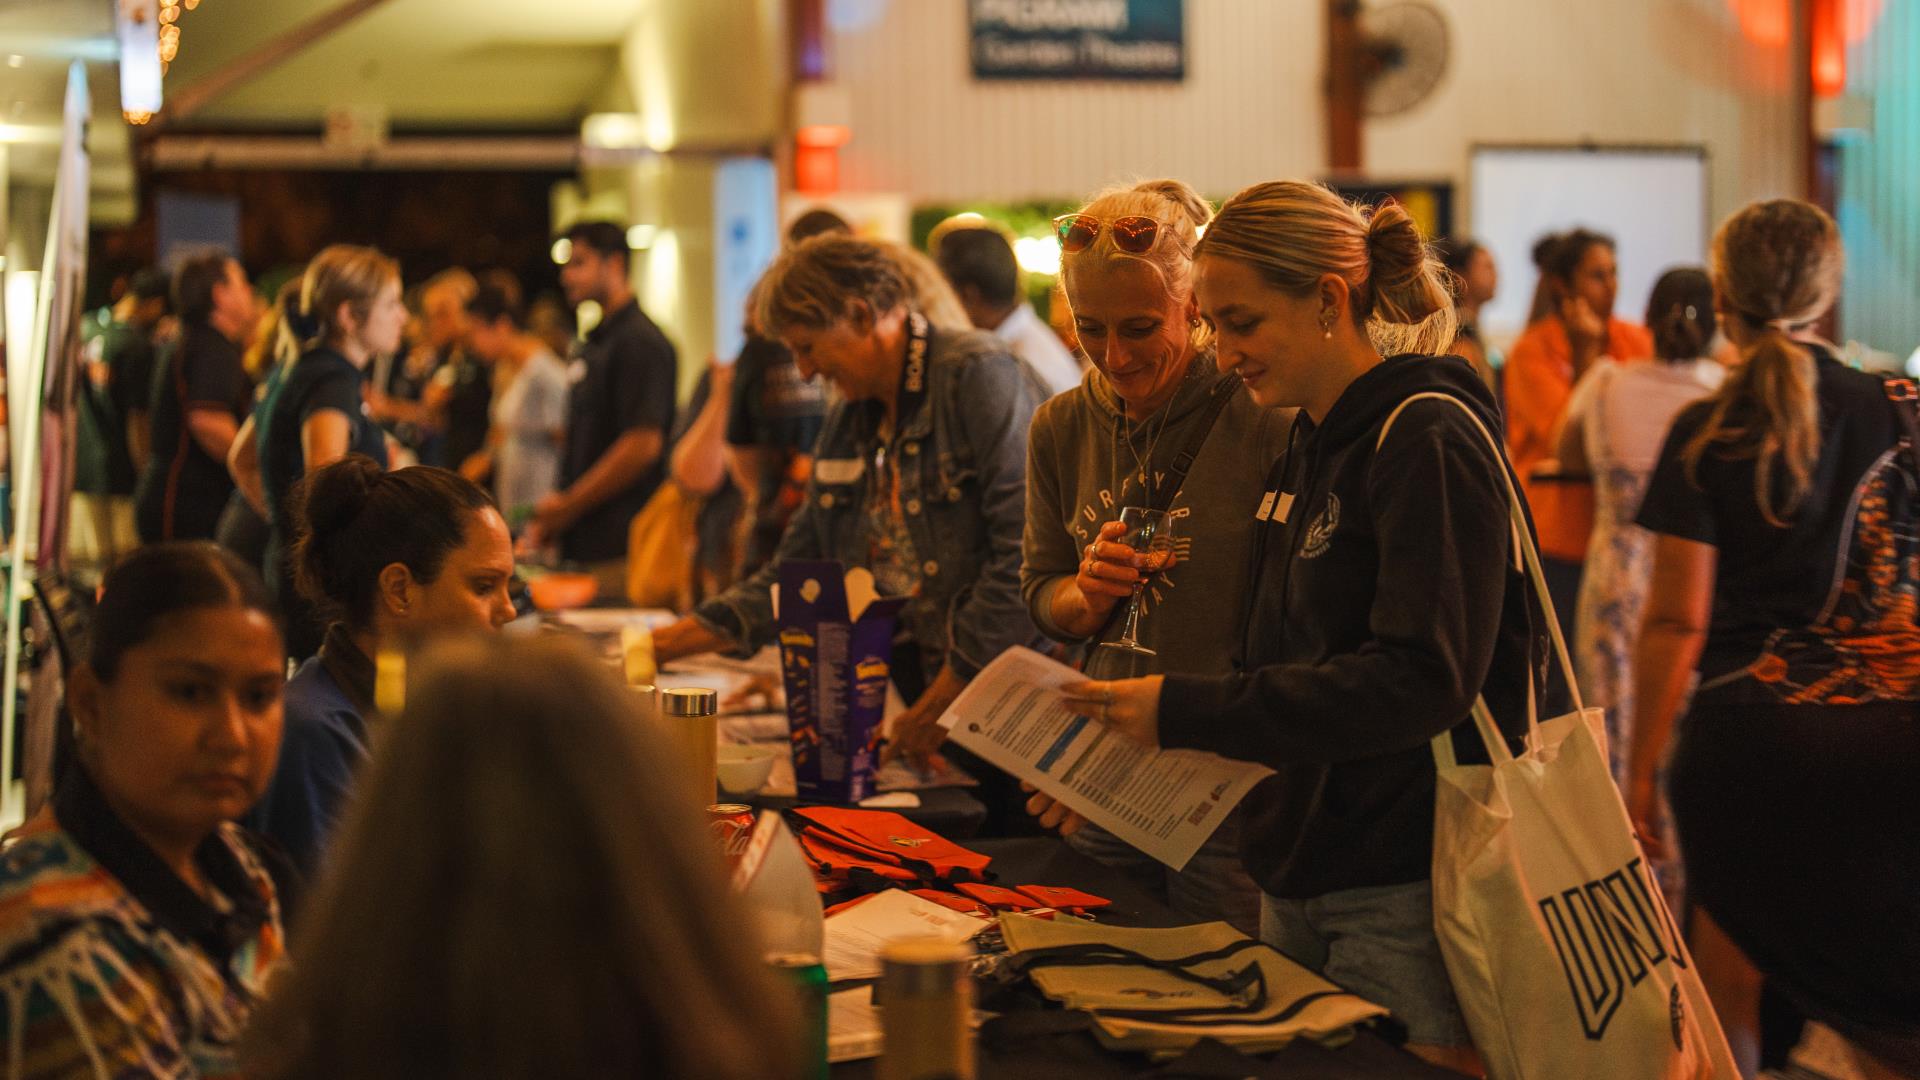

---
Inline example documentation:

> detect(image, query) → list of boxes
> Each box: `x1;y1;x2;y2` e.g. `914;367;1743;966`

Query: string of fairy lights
123;0;204;125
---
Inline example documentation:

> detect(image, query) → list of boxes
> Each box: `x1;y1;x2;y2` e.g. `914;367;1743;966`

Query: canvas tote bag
1377;392;1739;1080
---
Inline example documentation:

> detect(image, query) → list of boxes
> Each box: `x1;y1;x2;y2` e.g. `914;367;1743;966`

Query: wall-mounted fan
1359;1;1450;117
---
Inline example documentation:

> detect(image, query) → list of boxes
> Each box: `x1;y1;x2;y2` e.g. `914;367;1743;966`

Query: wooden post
1326;0;1365;174
1794;0;1817;202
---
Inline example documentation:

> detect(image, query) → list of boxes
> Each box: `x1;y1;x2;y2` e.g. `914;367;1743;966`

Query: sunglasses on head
1053;214;1164;255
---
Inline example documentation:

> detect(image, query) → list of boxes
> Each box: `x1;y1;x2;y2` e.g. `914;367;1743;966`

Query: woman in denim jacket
653;236;1049;793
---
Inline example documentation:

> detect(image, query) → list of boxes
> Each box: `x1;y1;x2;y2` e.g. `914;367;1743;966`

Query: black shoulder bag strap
1151;376;1243;516
1086;378;1244;646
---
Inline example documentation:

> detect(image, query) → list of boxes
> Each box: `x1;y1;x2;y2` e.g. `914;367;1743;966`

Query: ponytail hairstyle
292;456;498;630
1645;267;1716;363
1060;179;1214;350
260;274;314;376
1680;199;1843;527
301;244;401;349
1196;180;1455;356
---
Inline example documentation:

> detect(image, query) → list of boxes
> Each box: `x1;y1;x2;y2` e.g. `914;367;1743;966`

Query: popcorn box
774;561;908;804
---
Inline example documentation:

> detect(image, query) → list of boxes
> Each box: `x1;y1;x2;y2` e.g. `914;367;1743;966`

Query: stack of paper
823;889;990;982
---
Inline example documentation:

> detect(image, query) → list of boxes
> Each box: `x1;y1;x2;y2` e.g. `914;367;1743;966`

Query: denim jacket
693;324;1048;680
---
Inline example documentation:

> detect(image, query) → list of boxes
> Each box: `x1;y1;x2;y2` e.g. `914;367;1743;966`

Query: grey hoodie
1022;355;1293;677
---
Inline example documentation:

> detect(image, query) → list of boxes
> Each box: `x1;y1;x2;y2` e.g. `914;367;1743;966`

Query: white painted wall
828;0;1799;239
830;0;1321;202
1366;0;1799;234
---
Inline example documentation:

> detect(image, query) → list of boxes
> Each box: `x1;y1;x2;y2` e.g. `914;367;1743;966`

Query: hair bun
1532;233;1565;271
296;454;383;538
1365;202;1426;289
1131;179;1213;231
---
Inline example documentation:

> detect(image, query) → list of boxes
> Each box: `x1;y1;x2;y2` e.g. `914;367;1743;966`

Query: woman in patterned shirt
0;543;290;1079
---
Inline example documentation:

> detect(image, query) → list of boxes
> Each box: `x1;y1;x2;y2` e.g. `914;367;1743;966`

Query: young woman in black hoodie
1064;181;1543;1072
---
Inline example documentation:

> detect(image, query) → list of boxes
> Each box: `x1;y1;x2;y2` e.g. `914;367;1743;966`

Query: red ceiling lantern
792;82;852;196
794;123;851;195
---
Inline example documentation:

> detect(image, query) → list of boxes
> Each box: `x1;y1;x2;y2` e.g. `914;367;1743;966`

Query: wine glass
1094;506;1175;660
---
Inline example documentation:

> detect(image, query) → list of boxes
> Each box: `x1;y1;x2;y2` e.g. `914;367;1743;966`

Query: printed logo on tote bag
1537;857;1689;1040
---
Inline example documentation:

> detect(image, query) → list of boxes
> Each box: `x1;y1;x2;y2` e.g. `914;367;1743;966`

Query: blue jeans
1259;880;1472;1048
1065;808;1260;936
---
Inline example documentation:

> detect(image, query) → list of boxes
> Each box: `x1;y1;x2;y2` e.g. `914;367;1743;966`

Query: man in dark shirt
135;251;255;543
526;222;678;586
74;269;168;568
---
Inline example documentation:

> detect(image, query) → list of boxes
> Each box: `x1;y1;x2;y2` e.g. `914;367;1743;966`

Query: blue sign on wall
969;0;1185;81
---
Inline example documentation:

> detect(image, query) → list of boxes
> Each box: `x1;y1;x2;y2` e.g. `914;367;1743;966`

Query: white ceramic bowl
716;744;780;795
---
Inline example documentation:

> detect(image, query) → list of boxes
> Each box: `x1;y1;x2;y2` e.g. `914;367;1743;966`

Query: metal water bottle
877;937;975;1080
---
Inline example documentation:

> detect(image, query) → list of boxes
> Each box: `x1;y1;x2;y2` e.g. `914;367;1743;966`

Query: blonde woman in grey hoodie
1020;180;1292;933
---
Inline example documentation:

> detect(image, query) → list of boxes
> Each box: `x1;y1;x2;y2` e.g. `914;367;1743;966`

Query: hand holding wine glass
1094;506;1176;660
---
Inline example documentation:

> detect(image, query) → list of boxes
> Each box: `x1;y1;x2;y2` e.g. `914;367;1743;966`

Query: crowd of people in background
5;181;1914;1080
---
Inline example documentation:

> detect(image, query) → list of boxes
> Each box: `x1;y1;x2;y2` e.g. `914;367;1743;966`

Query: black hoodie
1160;355;1546;900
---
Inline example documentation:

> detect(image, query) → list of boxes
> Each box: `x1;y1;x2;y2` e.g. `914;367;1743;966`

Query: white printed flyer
937;647;1273;870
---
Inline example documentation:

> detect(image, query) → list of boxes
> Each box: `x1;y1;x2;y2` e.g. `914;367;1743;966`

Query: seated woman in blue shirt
246;455;516;877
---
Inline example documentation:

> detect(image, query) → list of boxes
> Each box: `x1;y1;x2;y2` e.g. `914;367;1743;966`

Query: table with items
539;608;1453;1079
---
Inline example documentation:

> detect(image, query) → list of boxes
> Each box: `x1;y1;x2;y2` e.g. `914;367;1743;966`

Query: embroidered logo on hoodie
1300;493;1340;560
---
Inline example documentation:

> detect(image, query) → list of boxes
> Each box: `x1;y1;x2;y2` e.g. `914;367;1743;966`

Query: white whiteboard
1469;146;1708;350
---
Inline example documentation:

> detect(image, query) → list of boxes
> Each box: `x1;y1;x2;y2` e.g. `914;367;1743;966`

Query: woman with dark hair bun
245;455;515;876
1554;267;1724;789
0;543;290;1078
258;244;407;662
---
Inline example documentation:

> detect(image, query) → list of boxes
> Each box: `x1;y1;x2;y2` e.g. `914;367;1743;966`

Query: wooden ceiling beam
160;0;397;125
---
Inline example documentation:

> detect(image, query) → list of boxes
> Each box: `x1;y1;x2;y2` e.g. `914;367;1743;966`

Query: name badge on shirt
813;457;866;485
1256;490;1295;523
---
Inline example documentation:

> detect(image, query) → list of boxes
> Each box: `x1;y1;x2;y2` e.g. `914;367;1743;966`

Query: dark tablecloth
830;838;1462;1080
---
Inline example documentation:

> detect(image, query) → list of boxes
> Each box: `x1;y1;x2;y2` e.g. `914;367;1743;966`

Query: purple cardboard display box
775;560;908;804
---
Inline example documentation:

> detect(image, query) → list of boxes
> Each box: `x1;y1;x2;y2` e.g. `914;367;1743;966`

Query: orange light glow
1813;0;1845;96
1730;0;1882;46
794;143;840;195
795;123;851;149
1729;0;1880;96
